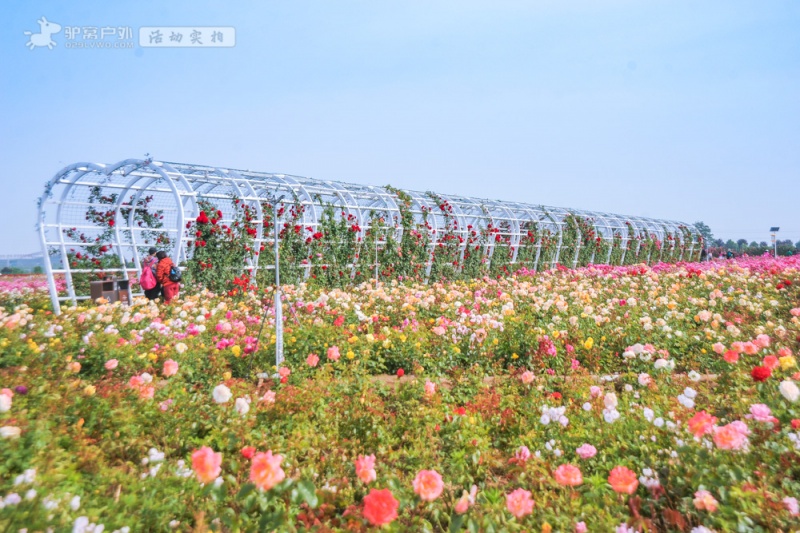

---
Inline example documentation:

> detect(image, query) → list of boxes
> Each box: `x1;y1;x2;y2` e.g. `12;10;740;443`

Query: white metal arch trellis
38;158;701;314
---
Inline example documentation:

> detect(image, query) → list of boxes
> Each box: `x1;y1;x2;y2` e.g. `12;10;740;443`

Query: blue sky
2;0;798;254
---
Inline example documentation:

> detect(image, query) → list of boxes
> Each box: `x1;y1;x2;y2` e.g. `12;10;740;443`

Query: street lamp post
770;227;780;258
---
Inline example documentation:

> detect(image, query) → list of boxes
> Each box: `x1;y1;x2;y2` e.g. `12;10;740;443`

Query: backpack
169;265;182;283
140;263;157;290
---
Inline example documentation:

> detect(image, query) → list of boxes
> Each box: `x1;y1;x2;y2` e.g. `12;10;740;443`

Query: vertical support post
273;197;285;369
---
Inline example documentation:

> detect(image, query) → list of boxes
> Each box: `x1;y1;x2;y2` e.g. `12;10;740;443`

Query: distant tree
725;239;737;250
737;239;748;251
749;241;758;248
796;240;800;249
713;238;724;247
694;221;714;244
32;266;43;274
760;241;768;247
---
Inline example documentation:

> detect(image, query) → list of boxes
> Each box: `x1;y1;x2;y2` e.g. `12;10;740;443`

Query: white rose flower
604;393;618;409
212;384;232;404
0;426;21;439
235;397;250;416
780;380;800;403
0;394;11;413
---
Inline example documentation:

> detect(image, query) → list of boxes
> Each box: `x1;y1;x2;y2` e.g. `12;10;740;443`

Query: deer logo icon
24;17;62;50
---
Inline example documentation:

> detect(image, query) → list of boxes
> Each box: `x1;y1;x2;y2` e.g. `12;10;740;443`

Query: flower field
1;256;800;531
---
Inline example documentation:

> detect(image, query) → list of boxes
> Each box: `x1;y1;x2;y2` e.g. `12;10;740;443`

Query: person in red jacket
155;251;180;302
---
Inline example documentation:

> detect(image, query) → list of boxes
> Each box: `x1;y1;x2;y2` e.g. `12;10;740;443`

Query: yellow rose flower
583;338;594;350
780;355;796;370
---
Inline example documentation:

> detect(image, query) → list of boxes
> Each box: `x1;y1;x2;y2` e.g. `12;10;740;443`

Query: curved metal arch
40;157;700;313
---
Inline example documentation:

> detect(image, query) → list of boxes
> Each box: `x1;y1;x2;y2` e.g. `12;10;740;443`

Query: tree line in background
694;221;798;258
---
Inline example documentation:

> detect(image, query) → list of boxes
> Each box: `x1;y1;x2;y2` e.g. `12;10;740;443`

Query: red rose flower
396;368;405;377
241;446;256;459
751;366;772;382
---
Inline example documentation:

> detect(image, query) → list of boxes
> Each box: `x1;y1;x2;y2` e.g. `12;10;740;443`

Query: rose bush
0;255;798;530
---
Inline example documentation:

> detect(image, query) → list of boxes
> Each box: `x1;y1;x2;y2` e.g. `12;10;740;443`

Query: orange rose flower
191;446;222;484
250;450;285;491
687;410;717;438
363;488;399;526
608;466;638;494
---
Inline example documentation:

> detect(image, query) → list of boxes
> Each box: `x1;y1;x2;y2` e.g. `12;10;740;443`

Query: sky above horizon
1;0;798;254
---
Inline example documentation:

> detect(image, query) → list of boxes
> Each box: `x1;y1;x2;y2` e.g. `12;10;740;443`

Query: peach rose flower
191;446;222;484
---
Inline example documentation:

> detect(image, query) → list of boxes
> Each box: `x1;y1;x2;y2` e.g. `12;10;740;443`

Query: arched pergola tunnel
38;158;701;313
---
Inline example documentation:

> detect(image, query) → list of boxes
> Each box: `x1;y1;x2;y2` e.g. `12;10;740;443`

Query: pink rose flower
514;445;531;463
748;403;772;422
576;444;597;459
413;469;444;501
425;380;436;396
306;353;319;367
250;451;285;491
162;359;179;377
261;390;276;404
191;446;222;484
554;464;583;487
327;346;340;361
506;488;534;518
755;334;771;348
713;422;749;450
105;359;119;370
355;454;376;484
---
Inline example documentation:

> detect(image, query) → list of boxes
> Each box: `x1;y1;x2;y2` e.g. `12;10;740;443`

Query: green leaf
296;479;319;508
237;482;256;500
259;510;286;531
449;512;465;533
